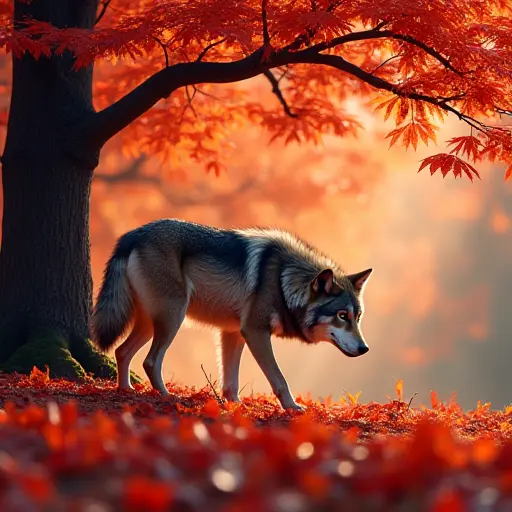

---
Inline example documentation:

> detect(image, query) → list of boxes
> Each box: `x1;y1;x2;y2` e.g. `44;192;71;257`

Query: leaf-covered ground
0;369;511;511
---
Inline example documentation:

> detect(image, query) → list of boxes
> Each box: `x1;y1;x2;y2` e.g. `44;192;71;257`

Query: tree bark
0;0;138;381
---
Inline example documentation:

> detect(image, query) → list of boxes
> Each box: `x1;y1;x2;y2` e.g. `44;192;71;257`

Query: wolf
91;219;372;410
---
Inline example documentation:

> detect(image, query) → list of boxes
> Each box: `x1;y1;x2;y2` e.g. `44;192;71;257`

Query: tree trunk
0;0;139;382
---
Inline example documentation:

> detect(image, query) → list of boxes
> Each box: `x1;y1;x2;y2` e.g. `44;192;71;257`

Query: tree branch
96;157;259;209
282;0;348;52
157;177;258;208
94;155;155;183
152;36;169;68
293;52;486;134
294;52;400;94
261;0;271;46
90;49;268;147
496;108;512;118
196;38;227;62
305;29;462;75
88;28;474;149
371;53;404;74
295;52;455;105
263;69;298;118
390;33;463;75
95;0;111;25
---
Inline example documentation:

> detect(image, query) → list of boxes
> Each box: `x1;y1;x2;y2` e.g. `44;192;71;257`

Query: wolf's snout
358;345;369;355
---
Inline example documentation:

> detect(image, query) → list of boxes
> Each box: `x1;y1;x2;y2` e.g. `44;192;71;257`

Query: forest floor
0;368;510;511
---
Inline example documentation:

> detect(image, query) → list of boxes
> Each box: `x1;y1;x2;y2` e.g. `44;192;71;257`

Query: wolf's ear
311;269;334;295
347;268;373;293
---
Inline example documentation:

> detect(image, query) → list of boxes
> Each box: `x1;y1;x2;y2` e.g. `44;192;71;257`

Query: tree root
0;329;142;384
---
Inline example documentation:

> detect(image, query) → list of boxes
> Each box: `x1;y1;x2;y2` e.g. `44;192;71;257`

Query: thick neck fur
241;228;348;336
265;230;347;310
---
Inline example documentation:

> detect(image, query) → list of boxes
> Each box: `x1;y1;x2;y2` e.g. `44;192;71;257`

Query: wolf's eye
337;310;349;322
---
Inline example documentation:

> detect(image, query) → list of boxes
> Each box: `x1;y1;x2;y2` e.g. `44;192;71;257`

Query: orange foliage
0;372;511;510
0;0;511;179
395;379;404;402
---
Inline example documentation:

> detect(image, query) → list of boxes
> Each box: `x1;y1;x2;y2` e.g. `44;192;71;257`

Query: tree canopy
0;0;511;181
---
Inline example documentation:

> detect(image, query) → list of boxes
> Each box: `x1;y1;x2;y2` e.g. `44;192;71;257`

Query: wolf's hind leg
217;331;245;402
143;296;188;395
115;303;153;390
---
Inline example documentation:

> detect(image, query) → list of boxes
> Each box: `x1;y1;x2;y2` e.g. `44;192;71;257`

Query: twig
282;0;348;52
277;66;293;83
373;20;390;30
196;38;227;62
192;85;221;101
438;93;466;106
201;364;225;406
392;33;463;75
262;0;271;46
263;69;298;118
94;155;151;183
407;392;418;410
371;53;403;74
496;108;512;117
95;0;111;25
185;86;198;117
239;382;250;396
151;36;169;68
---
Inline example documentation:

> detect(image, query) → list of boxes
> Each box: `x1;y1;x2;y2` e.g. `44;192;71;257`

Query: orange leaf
472;438;498;465
205;160;223;177
395;379;404;402
395;98;410;125
385;125;406;148
60;400;78;428
373;96;399;122
343;426;360;443
418;153;480;181
203;398;222;419
30;365;50;385
409;123;419;150
346;391;361;405
447;136;482;161
505;164;512;181
124;476;173;512
42;423;65;451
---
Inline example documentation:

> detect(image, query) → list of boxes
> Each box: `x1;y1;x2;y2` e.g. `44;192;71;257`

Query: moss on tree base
0;330;142;384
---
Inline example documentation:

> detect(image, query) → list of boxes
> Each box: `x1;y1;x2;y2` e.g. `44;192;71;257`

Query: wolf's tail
91;233;140;351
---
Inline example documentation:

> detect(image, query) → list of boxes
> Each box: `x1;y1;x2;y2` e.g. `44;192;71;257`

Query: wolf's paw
285;402;306;412
222;389;240;403
117;384;135;393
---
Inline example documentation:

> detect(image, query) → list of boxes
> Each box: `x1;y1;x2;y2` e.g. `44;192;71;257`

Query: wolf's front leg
218;331;245;402
241;327;304;411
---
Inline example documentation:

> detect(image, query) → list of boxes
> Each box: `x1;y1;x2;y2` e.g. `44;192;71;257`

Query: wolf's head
302;268;372;357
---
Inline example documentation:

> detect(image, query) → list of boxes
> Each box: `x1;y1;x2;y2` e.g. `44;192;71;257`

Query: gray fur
91;254;134;351
91;219;373;410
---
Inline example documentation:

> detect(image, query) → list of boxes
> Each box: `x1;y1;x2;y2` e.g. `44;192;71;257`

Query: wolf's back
91;231;142;351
